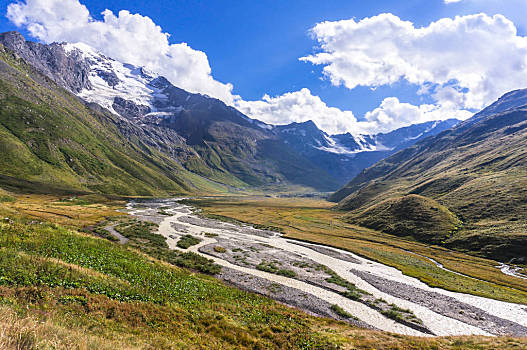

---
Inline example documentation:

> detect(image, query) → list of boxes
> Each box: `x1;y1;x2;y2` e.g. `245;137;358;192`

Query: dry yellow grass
1;302;526;350
2;193;125;228
0;305;141;350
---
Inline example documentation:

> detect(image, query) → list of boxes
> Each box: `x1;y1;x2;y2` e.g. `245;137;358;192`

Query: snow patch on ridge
317;134;390;155
62;42;168;116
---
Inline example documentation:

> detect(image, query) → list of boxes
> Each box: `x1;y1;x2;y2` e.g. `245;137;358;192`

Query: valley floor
190;197;527;303
1;193;527;349
126;199;527;337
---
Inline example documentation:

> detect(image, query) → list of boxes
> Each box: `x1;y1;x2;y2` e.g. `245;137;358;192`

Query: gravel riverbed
124;199;527;337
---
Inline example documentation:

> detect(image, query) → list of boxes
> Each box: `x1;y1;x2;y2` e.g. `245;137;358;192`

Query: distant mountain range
0;31;459;194
275;119;458;184
330;88;527;262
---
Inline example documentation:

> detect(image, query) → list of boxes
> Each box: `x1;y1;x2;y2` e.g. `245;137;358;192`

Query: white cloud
7;0;234;103
363;97;472;133
235;89;469;135
234;88;368;134
444;0;463;3
301;13;527;111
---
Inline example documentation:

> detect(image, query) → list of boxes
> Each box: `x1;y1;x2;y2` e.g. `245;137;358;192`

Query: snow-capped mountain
275;120;377;155
274;119;459;183
56;40;459;185
60;42;271;129
0;31;460;189
43;39;457;162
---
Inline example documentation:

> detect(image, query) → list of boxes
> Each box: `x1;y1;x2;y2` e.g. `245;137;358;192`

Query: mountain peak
0;31;25;47
278;120;322;133
294;120;318;128
0;31;92;93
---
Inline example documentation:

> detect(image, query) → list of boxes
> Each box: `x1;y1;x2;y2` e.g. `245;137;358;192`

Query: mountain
0;31;341;192
276;119;458;184
330;89;527;262
0;31;460;194
0;35;236;195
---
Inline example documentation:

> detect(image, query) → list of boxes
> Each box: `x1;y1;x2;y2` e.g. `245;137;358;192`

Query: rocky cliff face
0;31;91;93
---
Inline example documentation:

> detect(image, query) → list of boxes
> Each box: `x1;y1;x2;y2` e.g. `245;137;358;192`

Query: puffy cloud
235;89;469;135
234;88;369;134
364;98;472;133
301;13;527;110
7;0;234;103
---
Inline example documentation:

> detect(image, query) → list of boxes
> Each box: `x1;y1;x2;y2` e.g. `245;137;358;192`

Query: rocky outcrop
112;97;151;120
0;31;91;93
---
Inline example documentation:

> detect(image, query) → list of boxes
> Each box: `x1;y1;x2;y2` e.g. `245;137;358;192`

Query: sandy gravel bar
351;269;527;336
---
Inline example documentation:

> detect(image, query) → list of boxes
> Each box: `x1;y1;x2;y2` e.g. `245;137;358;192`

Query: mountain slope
0;31;461;193
0;41;235;195
331;90;527;261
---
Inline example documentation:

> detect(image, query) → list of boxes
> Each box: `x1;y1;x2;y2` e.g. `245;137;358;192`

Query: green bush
330;304;354;319
0;195;15;203
176;235;202;249
214;246;226;253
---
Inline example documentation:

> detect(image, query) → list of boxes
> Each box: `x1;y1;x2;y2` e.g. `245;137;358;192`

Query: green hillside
345;194;462;244
0;36;340;196
0;193;523;349
332;97;527;261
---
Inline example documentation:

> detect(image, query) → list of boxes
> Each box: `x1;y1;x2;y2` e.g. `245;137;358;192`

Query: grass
257;261;297;278
115;219;163;247
380;304;423;324
0;209;341;349
214;246;227;253
323;267;365;301
319;265;424;327
0;195;15;203
177;235;202;249
102;218;219;275
1;194;527;348
88;225;120;242
187;196;527;305
330;304;356;320
346;194;462;244
332;107;527;262
3;194;125;228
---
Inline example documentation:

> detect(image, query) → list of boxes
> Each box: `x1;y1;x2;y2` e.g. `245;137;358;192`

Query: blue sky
2;0;527;134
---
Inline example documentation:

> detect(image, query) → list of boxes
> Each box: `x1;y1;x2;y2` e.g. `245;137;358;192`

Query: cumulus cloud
234;89;468;135
234;88;368;134
301;13;527;111
7;0;234;103
363;98;472;133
